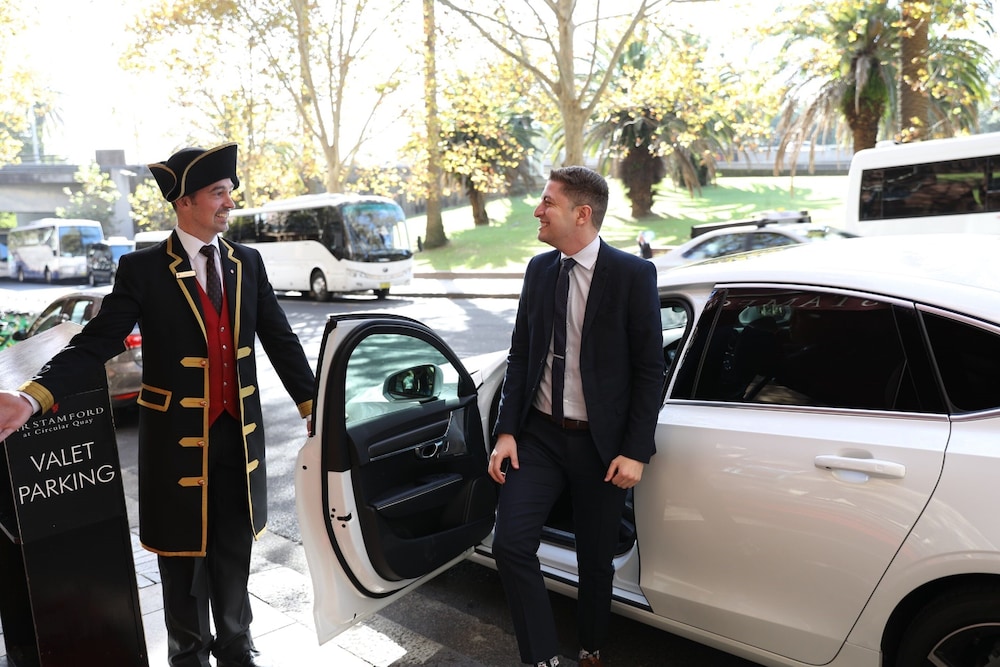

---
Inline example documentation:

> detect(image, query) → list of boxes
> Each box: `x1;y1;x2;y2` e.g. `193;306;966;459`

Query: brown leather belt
533;407;589;431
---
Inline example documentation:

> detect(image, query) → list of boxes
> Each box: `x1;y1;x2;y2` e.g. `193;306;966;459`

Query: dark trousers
493;411;628;664
158;413;256;667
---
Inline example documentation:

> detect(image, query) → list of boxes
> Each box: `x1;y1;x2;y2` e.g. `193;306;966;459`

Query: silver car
650;220;856;274
14;286;142;408
294;233;1000;667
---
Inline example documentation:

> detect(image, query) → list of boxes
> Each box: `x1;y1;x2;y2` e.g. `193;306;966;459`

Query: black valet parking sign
5;389;123;543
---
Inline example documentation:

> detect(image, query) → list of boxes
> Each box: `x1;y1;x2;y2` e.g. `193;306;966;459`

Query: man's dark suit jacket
19;232;315;556
494;239;665;466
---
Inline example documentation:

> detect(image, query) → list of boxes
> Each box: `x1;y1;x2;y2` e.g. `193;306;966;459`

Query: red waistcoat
197;286;239;422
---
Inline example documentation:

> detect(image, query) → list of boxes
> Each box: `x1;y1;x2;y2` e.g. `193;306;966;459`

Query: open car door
295;314;497;643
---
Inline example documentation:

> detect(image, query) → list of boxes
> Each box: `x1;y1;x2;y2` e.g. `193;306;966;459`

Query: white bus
133;229;171;250
844;131;1000;235
228;193;413;300
8;218;105;282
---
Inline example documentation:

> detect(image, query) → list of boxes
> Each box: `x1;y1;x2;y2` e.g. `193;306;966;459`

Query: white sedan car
651;221;856;273
295;234;1000;667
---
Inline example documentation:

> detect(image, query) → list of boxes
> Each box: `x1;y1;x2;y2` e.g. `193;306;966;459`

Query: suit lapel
166;231;208;339
220;238;243;344
582;241;610;339
540;250;561;336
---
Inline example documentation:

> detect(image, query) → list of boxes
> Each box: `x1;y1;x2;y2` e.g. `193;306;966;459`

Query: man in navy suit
0;143;315;667
489;166;665;667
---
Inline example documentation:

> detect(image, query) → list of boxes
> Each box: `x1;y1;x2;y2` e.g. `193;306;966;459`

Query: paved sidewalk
391;272;523;299
0;497;480;667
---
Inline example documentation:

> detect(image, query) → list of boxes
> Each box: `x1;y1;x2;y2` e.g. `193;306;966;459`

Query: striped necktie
199;245;222;313
551;257;576;421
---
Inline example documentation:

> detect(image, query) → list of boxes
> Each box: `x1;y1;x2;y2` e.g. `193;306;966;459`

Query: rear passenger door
637;285;951;665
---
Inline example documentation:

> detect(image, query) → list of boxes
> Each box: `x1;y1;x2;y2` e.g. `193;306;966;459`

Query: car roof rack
690;210;811;238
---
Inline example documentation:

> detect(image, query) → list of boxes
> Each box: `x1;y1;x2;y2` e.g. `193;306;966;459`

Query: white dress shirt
174;226;222;294
534;236;600;421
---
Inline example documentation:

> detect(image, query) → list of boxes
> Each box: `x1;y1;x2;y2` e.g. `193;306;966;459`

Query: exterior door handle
814;455;906;479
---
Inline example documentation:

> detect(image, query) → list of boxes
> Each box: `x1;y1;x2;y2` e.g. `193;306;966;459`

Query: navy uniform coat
493;239;665;466
20;232;315;556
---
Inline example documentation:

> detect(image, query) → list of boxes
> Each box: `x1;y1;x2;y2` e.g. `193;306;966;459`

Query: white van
132;229;171;250
843;132;1000;235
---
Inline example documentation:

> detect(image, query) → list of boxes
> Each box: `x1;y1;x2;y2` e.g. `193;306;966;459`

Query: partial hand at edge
488;432;519;484
605;454;644;489
0;390;36;443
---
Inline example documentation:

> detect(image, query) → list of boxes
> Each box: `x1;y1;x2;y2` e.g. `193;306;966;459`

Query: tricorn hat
148;142;240;202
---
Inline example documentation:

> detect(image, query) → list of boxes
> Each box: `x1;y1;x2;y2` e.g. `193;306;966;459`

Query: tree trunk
899;0;931;142
422;0;446;248
468;185;488;227
850;100;884;153
620;146;662;218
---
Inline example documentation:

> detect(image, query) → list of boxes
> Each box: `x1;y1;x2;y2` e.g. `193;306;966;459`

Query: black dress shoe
215;649;273;667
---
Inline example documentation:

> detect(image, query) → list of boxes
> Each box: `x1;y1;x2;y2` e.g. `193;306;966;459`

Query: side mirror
12;330;28;341
383;364;442;401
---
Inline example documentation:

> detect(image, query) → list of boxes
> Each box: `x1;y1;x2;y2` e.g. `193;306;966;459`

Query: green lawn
407;174;849;272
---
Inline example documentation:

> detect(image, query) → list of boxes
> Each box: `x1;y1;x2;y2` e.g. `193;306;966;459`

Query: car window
921;312;1000;413
661;303;689;375
671;287;945;412
683;233;746;261
748;231;797;250
343;332;459;424
67;298;98;325
28;301;69;336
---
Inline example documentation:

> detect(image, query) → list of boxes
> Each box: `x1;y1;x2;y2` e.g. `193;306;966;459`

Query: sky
17;0;1000;167
17;0;762;166
19;0;176;164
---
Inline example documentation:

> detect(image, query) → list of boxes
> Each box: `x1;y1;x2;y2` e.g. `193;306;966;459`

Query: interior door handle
814;455;906;479
415;439;446;459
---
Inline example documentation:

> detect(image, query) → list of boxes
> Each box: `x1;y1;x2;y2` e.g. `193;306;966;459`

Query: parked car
13;287;142;408
87;237;135;285
294;233;1000;667
650;220;856;273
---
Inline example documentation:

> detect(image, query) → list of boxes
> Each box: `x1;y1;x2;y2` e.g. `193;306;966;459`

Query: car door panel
637;406;948;664
638;286;949;664
296;315;495;643
349;399;495;581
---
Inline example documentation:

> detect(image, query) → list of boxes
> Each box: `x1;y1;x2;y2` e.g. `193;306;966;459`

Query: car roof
650;222;847;270
659;233;1000;324
52;286;115;301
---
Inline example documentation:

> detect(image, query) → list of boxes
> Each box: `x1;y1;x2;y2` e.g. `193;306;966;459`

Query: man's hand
0;390;36;442
488;433;519;484
605;455;644;489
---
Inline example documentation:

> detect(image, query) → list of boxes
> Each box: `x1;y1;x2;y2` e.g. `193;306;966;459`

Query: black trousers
493;411;628;664
158;413;256;667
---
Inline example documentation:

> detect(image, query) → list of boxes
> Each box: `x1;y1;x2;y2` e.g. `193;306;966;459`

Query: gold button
198;479;206;486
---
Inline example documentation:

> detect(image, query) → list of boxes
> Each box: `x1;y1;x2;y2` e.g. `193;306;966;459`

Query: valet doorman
0;142;316;667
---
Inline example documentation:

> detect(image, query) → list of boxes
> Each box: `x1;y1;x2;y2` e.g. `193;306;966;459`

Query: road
1;282;761;667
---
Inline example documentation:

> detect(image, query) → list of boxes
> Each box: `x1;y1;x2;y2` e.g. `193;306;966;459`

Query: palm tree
899;0;995;141
589;107;666;218
772;2;898;171
772;0;995;172
586;37;756;217
899;0;930;141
